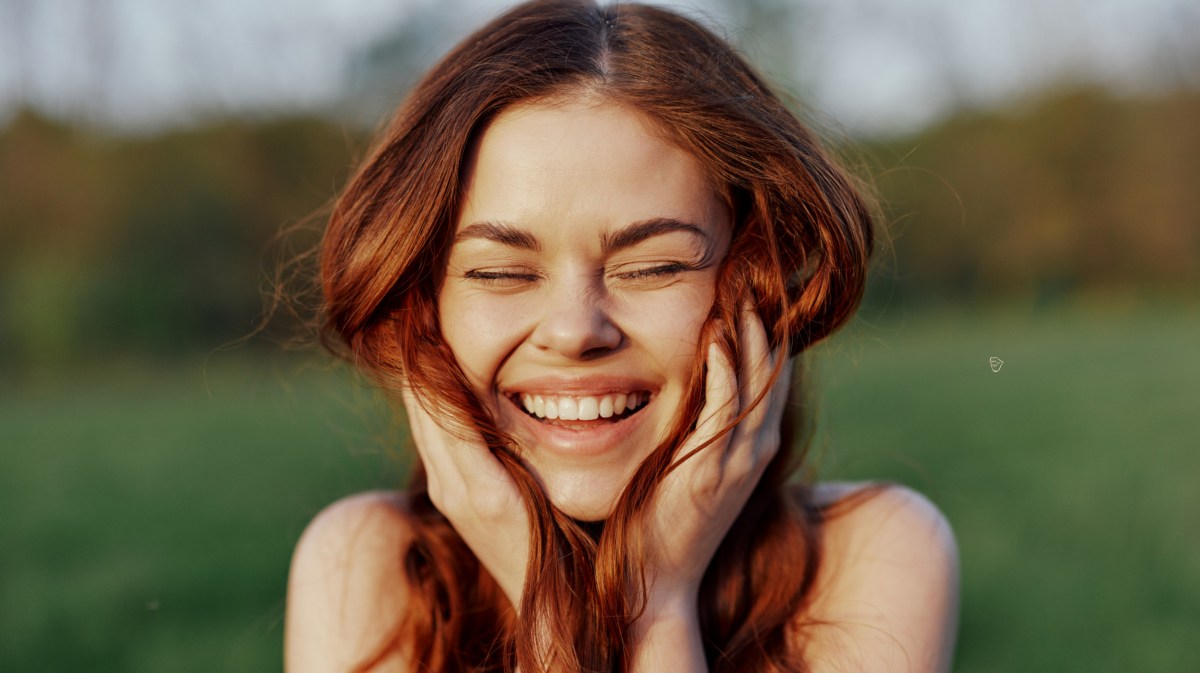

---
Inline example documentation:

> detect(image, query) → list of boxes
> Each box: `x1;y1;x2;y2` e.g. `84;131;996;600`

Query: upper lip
500;374;659;397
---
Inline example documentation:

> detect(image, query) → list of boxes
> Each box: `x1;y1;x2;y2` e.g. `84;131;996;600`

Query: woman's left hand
634;306;791;618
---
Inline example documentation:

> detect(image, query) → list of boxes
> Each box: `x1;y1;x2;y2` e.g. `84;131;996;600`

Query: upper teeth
518;392;647;421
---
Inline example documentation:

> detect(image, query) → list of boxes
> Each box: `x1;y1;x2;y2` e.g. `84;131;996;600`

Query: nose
529;284;622;360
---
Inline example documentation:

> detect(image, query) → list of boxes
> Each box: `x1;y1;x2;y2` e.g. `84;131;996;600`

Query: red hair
319;1;874;670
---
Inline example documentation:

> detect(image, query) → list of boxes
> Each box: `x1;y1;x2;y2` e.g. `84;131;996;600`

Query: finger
400;385;439;461
679;343;739;457
401;386;506;502
737;301;775;425
400;386;455;498
764;354;793;431
401;384;514;494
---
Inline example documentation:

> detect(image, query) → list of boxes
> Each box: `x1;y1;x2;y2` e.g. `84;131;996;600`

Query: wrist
632;587;699;641
629;588;707;672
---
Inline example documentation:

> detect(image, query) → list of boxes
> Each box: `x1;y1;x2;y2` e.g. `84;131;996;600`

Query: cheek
618;281;715;366
438;290;529;391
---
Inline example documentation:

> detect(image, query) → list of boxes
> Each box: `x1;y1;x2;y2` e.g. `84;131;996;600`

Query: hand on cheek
401;387;531;611
634;305;791;613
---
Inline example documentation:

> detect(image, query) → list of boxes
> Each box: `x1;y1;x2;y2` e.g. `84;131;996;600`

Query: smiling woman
440;98;730;521
284;1;957;672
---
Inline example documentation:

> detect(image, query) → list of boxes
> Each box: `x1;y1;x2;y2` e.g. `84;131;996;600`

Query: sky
1;0;1196;136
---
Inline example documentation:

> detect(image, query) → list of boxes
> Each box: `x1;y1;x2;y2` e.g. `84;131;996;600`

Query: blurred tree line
1;86;1197;373
0;112;357;371
866;86;1200;307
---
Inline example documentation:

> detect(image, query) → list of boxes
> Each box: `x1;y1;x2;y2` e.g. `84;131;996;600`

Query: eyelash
464;270;539;283
616;262;691;280
464;262;694;285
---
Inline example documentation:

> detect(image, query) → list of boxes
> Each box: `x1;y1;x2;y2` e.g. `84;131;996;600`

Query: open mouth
507;391;652;426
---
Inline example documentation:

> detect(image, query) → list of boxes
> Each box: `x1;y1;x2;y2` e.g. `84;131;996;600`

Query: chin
544;483;622;522
519;460;632;522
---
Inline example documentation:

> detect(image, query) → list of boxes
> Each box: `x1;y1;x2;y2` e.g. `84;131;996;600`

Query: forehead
456;96;727;238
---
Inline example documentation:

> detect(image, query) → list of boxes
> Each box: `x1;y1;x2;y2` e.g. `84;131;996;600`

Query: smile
498;385;659;457
508;391;651;423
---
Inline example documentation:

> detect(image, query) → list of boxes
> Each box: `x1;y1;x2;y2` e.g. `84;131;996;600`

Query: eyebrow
454;217;709;255
454;221;541;251
600;218;708;255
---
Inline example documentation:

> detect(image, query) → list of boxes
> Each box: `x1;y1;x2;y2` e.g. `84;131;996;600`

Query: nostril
580;339;623;359
527;292;623;359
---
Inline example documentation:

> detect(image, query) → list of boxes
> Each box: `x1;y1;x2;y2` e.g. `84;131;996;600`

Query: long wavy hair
318;1;874;671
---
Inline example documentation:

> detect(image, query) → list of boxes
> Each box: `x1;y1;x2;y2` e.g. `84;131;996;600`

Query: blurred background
1;0;1196;671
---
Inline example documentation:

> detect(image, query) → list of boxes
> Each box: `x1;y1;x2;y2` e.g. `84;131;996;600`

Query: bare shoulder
800;482;960;673
285;491;415;673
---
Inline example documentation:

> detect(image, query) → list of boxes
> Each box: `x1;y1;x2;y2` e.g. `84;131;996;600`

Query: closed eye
463;269;540;286
619;260;686;275
611;262;695;282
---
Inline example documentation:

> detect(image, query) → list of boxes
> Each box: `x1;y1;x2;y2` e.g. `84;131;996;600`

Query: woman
285;1;958;671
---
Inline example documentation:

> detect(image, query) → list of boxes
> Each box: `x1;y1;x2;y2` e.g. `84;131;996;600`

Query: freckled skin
438;96;731;521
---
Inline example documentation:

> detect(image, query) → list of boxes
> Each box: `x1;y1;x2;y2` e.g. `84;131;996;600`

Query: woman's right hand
401;387;530;611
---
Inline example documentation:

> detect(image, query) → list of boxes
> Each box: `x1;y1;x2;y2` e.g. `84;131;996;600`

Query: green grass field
2;301;1196;672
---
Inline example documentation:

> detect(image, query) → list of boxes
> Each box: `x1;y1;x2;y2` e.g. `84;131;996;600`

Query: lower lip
504;395;652;457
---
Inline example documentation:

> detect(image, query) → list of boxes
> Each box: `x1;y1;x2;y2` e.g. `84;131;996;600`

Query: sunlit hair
319;0;874;670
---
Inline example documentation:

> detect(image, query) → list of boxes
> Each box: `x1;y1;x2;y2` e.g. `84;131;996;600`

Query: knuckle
426;483;447;512
761;428;781;456
469;487;518;522
691;477;722;502
430;482;471;519
725;451;757;484
726;435;779;482
681;453;715;496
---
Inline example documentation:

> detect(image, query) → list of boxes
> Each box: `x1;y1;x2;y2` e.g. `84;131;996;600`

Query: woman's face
438;96;731;521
